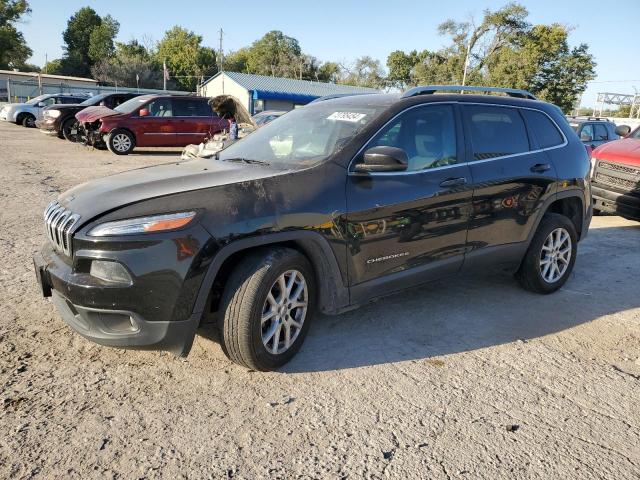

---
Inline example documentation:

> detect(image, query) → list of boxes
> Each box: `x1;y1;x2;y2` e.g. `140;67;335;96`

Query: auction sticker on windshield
327;112;367;122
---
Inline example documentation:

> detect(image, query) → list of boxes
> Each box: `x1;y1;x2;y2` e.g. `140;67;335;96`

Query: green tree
0;0;32;69
60;7;103;76
244;30;302;77
340;56;385;89
91;39;163;89
43;58;63;74
317;61;341;83
88;15;119;62
155;26;217;91
224;47;249;72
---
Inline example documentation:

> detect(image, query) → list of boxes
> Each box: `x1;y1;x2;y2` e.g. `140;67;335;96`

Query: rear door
346;103;473;294
173;98;215;145
132;97;176;147
461;104;559;267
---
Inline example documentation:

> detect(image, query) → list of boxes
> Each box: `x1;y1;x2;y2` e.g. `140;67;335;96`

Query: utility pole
44;53;48;74
219;28;224;95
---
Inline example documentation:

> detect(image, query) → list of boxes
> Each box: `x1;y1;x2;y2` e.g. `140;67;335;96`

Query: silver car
0;93;90;127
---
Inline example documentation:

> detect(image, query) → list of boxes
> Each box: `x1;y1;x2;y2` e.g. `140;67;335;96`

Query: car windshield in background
115;97;149;114
218;101;388;169
80;94;107;106
25;94;49;105
631;127;640;139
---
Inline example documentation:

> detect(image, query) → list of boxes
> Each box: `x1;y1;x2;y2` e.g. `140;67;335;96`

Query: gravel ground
1;120;639;480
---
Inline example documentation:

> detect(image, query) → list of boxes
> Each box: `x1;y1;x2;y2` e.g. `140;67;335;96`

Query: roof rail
402;85;537;100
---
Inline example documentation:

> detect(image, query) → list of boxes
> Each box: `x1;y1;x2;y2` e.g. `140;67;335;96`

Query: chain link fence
1;77;191;103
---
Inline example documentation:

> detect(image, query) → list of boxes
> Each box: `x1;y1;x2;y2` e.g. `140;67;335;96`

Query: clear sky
19;0;640;108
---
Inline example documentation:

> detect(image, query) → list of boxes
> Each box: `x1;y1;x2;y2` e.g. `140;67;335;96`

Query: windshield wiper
222;157;270;166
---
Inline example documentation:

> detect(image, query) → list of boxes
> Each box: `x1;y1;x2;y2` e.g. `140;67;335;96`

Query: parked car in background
253;110;286;126
567;116;630;151
591;125;640;221
0;93;90;127
34;85;591;370
75;94;230;155
37;92;141;141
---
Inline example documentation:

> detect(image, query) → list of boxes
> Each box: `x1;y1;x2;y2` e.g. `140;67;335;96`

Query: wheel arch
15;111;34;124
526;190;587;249
193;231;350;319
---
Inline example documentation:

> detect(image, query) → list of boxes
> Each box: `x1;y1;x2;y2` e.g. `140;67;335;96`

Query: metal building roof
203;71;379;103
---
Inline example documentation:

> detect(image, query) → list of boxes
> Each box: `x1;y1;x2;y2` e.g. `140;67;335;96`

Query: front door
461;104;559;263
133;98;176;147
346;103;473;298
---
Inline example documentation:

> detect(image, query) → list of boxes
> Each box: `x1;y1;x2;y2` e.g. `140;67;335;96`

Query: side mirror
37;102;46;107
615;125;631;137
354;146;409;173
139;108;149;117
580;132;593;142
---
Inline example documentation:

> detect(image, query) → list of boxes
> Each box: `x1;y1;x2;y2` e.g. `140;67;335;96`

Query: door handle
439;177;467;188
530;163;551;173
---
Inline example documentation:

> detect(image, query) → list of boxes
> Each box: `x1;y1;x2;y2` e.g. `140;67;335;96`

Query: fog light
90;260;133;286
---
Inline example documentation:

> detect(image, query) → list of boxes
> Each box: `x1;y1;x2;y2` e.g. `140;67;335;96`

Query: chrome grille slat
43;201;81;256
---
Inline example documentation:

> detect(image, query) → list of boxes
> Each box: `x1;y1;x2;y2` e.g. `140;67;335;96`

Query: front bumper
592;185;640;221
36;118;58;135
33;238;206;356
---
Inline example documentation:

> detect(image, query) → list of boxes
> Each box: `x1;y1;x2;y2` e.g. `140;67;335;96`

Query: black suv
37;92;141;141
34;85;592;370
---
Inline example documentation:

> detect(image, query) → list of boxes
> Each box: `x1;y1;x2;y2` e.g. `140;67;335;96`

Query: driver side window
369;105;457;171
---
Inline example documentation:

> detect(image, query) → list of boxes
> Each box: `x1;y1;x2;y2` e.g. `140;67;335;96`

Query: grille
594;173;640;193
597;160;640;176
44;201;81;256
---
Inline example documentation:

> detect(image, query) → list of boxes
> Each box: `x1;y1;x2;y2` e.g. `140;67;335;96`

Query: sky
18;0;640;108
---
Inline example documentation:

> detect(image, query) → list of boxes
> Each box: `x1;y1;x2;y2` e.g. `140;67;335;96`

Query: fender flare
525;188;587;249
192;231;350;317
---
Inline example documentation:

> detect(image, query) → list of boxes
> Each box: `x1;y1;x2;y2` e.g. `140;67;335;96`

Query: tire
516;213;577;294
20;114;36;128
106;129;135;155
219;247;316;371
61;117;78;141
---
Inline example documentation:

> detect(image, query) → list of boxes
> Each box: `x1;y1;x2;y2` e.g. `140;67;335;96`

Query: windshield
80;94;107;106
115;96;150;114
25;94;49;105
632;127;640;139
218;100;388;169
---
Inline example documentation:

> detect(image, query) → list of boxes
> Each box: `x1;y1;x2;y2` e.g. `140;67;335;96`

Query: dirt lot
1;120;639;479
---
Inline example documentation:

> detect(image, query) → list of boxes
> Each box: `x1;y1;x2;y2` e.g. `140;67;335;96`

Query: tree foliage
340;56;386;89
59;7;119;77
0;0;32;69
385;2;595;112
91;40;163;89
155;26;217;91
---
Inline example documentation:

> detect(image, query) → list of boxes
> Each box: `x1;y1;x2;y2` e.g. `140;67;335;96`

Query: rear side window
594;124;608;141
174;99;212;117
463;105;529;160
522;109;564;148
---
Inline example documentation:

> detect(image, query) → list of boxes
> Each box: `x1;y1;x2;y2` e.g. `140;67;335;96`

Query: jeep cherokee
33;85;592;371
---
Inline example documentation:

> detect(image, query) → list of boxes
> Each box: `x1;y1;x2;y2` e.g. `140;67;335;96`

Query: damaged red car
75;94;230;155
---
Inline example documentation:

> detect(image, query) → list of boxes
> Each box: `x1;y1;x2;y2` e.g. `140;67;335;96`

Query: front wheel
106;129;135;155
516;213;577;294
61;118;79;141
21;114;36;128
219;248;316;370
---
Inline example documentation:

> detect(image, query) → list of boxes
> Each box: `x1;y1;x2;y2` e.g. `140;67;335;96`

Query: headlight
88;211;196;237
46;109;61;118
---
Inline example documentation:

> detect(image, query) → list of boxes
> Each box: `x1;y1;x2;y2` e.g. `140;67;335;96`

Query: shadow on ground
196;223;640;373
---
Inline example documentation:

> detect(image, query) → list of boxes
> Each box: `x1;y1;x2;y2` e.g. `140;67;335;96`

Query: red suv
75;94;229;155
591;125;640;221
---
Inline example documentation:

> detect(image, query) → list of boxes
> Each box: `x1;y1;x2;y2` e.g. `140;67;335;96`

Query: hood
593;137;640;167
76;105;121;123
58;157;280;224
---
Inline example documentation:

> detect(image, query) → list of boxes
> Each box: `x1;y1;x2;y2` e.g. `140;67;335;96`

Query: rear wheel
516;213;577;294
61;118;79;141
219;248;316;370
106;129;135;155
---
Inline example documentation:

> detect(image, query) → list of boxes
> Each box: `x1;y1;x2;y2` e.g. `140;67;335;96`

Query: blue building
199;71;379;114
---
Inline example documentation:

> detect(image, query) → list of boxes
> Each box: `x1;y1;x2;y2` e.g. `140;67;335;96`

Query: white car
0;93;90;127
